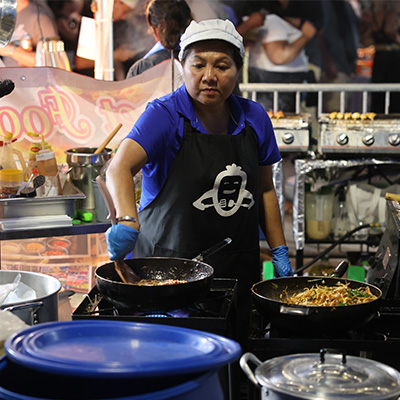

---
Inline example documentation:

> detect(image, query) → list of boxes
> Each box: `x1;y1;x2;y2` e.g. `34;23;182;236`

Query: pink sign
0;61;183;163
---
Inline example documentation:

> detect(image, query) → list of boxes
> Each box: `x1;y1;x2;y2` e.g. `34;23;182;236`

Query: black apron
134;117;261;344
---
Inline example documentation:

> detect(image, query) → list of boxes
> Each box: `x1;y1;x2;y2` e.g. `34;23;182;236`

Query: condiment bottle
26;143;40;180
0;168;24;197
0;132;18;170
36;148;62;195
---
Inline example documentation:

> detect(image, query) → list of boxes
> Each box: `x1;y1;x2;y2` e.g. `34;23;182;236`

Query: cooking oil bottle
0;132;18;170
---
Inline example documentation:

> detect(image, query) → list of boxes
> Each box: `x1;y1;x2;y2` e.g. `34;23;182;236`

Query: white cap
178;19;245;61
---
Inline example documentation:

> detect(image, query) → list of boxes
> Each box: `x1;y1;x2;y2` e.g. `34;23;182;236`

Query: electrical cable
294;222;383;275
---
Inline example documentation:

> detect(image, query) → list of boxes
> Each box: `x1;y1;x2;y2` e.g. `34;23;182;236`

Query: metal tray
0;181;86;219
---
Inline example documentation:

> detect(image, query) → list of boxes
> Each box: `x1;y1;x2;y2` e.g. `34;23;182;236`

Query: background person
0;0;59;67
237;3;317;112
105;19;293;347
126;0;192;78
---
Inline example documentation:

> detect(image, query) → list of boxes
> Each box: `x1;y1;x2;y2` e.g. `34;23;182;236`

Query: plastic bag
346;183;400;238
3;275;37;305
0;274;20;306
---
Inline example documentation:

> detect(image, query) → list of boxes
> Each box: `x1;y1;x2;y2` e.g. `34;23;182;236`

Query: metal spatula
95;175;141;284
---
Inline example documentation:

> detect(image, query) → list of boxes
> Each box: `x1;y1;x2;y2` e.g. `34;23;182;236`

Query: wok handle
193;237;232;262
330;259;349;278
279;305;311;316
240;352;263;388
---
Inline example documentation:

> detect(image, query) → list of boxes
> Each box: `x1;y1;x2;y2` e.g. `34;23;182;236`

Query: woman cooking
105;18;293;346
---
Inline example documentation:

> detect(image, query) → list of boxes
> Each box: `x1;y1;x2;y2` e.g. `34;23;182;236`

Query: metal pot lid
256;350;400;399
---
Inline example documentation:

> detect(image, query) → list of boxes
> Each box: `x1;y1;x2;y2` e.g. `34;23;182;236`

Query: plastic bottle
333;187;348;240
25;143;41;180
0;168;24;197
36;145;62;195
0;132;17;170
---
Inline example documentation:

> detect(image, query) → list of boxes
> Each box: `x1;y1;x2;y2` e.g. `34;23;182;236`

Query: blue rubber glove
270;245;293;277
105;223;140;261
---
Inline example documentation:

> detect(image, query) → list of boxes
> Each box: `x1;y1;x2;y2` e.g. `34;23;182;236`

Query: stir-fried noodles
280;281;378;306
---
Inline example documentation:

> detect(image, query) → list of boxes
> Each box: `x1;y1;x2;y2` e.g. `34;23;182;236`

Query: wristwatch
116;216;136;223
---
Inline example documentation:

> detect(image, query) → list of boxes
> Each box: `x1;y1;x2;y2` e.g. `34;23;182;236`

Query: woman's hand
270;245;293;277
105;223;140;261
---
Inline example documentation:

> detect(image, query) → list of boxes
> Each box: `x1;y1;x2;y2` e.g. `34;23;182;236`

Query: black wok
96;257;214;310
95;238;232;311
251;263;382;333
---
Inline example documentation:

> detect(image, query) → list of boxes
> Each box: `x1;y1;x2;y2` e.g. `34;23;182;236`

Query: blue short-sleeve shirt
125;84;281;209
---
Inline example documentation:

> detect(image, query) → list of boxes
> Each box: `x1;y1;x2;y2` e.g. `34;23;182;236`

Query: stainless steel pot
0;0;16;47
241;349;400;400
0;270;61;325
65;147;113;209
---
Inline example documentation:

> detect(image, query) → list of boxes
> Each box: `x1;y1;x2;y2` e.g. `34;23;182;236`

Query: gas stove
73;278;240;400
247;298;400;400
72;278;238;338
270;113;311;153
318;113;400;155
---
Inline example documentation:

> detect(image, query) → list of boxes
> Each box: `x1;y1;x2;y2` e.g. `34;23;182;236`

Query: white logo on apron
192;164;255;217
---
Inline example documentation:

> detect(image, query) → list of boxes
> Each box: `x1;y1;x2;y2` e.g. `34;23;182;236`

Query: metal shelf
0;221;110;241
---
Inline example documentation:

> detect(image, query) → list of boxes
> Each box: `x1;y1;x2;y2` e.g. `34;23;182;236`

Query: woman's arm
105;138;147;231
263;20;316;65
258;164;286;248
0;44;37;67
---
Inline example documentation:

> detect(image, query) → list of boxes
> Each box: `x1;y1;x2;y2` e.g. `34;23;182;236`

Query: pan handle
279;305;311;316
239;352;263;388
193;237;232;262
330;259;349;278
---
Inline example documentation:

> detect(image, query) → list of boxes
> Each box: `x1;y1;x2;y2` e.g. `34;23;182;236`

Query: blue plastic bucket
0;357;222;400
0;321;241;400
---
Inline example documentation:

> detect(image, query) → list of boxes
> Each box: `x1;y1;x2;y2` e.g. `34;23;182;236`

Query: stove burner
72;278;238;337
248;297;400;387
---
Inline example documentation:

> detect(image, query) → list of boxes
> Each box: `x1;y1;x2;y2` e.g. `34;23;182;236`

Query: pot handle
239;352;263;388
320;348;347;365
3;301;43;312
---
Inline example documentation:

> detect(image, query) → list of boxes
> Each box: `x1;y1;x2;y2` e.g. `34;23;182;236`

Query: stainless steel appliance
318;113;400;155
270;113;311;154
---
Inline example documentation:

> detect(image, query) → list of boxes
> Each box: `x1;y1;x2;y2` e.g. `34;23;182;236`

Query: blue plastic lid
6;321;241;378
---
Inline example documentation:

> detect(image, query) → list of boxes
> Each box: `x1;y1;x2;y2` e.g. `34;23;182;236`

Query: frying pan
251;261;382;333
95;238;232;311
